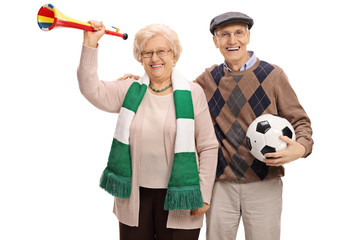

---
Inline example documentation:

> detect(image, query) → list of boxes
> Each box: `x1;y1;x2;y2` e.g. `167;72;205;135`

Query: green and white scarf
100;69;203;210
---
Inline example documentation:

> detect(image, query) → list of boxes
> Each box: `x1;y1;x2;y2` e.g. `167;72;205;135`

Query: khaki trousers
206;178;283;240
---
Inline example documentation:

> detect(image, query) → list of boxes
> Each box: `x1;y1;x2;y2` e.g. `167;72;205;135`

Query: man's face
213;22;250;70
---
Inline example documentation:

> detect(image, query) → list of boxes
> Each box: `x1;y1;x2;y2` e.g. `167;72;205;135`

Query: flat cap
210;12;254;35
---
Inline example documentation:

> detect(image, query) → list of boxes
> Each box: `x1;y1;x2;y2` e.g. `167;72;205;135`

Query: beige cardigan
77;45;218;229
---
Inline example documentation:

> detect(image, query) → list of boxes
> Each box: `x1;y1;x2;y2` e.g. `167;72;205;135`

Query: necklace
149;82;172;93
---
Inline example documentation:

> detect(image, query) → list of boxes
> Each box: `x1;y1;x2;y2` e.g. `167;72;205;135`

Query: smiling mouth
151;64;163;69
226;47;240;52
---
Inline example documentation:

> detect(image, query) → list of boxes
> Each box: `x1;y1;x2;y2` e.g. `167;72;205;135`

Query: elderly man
193;12;314;240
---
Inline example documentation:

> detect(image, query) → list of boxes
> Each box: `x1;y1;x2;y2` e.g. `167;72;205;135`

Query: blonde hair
133;24;182;63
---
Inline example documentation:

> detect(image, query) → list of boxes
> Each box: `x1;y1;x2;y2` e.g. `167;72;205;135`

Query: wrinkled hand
117;74;140;81
190;203;210;218
263;136;305;166
83;20;105;48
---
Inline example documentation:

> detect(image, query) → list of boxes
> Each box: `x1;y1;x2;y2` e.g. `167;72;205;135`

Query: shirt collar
223;51;256;72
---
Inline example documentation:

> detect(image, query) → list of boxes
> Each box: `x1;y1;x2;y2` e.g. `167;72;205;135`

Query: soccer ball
245;114;296;161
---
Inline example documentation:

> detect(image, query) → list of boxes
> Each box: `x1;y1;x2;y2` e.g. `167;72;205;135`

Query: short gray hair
133;24;182;63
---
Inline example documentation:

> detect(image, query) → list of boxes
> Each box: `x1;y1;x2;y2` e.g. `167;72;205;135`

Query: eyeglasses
141;49;172;58
215;30;247;40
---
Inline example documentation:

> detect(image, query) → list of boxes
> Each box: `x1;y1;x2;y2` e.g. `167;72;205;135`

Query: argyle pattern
203;59;284;182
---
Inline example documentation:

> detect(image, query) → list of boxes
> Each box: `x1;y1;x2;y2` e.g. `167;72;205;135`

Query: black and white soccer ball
245;114;296;161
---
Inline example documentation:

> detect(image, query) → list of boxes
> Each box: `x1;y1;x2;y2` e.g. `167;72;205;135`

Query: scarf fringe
99;168;131;199
164;186;203;210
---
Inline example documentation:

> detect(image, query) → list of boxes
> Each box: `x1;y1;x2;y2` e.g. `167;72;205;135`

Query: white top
139;90;172;188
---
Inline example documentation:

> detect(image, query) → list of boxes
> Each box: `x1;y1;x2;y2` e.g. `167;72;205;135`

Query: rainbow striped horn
37;4;128;39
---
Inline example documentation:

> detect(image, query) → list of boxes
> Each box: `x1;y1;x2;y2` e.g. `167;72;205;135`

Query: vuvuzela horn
37;3;128;40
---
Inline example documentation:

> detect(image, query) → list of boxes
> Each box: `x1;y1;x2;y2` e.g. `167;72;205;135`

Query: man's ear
213;35;219;48
246;30;251;44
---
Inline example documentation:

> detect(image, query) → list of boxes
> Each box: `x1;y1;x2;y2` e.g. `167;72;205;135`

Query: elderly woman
77;21;218;240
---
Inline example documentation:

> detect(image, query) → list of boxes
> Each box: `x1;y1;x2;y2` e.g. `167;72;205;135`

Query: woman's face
141;35;175;82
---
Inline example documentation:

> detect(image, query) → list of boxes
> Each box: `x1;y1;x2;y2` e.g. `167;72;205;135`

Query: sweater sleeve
194;67;214;94
77;45;134;113
275;69;314;157
193;72;205;88
191;82;219;204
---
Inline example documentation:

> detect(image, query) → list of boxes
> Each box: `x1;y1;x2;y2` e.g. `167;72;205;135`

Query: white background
1;0;359;239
